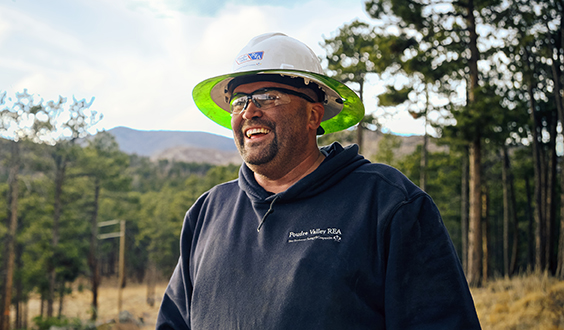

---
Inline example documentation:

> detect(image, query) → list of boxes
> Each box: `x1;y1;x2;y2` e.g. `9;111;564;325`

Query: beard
234;120;279;166
239;137;279;165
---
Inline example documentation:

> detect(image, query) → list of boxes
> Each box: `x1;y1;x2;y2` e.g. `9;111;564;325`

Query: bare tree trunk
89;179;101;320
21;300;28;330
501;147;510;276
1;140;20;330
48;155;66;317
549;10;564;277
420;131;428;191
356;77;365;154
529;90;546;271
481;186;489;282
525;175;535;268
557;160;564;278
40;297;44;317
146;260;157;307
461;146;469;274
465;0;483;287
500;146;519;276
15;242;24;330
15;301;21;330
420;84;429;191
509;159;519;276
468;139;482;286
523;45;546;271
546;113;557;274
532;119;545;272
23;301;28;329
57;282;65;318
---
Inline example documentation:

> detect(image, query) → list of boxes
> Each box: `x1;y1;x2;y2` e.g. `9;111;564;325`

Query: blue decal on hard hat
236;51;264;65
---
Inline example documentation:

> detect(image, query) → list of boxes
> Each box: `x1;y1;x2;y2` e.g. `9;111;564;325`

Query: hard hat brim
192;69;364;135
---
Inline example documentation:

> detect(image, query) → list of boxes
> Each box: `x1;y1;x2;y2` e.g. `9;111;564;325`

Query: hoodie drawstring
257;196;279;232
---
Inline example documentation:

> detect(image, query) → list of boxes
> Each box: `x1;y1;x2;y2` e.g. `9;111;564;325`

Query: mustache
238;119;276;133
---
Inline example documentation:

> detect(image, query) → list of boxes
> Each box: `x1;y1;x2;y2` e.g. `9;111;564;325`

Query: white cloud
0;0;425;139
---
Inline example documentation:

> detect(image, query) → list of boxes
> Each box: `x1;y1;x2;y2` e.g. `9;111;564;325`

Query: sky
0;0;427;139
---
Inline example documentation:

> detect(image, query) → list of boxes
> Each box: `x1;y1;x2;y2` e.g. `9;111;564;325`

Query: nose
241;99;263;119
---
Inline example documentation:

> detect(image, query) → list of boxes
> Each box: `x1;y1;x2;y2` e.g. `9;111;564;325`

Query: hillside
102;127;445;166
18;274;564;330
321;129;448;161
472;273;564;329
105;127;241;165
107;127;237;155
360;129;447;160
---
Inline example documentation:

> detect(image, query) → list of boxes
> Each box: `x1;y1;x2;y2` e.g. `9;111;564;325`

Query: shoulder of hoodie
182;178;240;230
178;178;239;239
352;162;441;230
187;178;240;212
200;177;240;200
353;161;427;202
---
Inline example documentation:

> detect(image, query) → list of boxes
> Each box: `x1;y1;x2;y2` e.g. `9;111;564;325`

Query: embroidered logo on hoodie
287;228;342;243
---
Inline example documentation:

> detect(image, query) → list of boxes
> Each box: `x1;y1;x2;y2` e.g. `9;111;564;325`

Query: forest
2;0;564;329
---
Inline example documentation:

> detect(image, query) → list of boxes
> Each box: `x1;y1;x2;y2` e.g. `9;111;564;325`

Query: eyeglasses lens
230;90;291;114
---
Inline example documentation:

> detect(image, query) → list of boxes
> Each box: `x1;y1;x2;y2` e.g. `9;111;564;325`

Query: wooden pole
118;220;125;315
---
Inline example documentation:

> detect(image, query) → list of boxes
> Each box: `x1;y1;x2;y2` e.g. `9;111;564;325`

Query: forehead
232;81;301;94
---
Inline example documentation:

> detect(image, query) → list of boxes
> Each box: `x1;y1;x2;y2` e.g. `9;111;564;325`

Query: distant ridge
107;126;237;156
104;127;241;165
101;127;445;166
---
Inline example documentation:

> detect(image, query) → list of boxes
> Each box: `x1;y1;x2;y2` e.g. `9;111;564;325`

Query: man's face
230;81;314;168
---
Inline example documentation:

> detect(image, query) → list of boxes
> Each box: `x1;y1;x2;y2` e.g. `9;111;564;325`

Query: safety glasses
229;87;315;115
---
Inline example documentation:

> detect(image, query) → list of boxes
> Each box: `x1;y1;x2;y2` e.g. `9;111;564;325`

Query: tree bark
525;175;535;268
57;282;65;318
523;45;546;271
509;157;519;276
481;185;489;282
557;162;564;278
89;179;101;320
40;298;44;317
552;11;564;277
48;153;67;317
23;301;28;330
356;77;365;154
545;112;557;273
528;84;546;271
465;0;483;287
420;131;428;191
501;147;510;276
420;84;429;191
461;146;470;274
1;140;20;330
146;259;157;307
15;242;24;330
468;139;482;286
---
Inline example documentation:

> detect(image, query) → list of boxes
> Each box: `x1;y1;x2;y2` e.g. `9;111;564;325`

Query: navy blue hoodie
156;143;481;329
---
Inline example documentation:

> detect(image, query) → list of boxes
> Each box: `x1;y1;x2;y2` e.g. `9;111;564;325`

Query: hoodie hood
238;142;369;204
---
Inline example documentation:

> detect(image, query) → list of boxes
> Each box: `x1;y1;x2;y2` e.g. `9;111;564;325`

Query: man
156;33;481;329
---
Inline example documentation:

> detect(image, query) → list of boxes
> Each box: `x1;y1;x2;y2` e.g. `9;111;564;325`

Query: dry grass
472;272;564;330
14;273;564;329
20;278;167;329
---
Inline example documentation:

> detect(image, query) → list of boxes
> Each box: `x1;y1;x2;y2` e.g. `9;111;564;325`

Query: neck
251;150;325;194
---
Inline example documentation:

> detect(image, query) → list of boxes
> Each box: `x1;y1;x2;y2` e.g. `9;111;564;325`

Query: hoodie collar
238;142;369;203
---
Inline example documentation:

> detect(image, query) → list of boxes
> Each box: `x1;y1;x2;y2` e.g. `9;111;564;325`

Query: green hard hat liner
192;69;364;135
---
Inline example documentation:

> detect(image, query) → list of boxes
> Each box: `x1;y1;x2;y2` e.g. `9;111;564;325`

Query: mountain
360;130;448;160
105;127;241;165
102;127;446;166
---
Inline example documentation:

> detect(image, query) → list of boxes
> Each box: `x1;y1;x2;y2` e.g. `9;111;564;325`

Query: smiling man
230;80;326;193
156;33;481;330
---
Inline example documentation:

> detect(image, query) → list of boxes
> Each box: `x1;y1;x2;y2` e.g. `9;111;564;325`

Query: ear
307;102;325;133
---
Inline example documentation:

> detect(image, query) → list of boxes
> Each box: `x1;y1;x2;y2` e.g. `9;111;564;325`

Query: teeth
246;128;270;138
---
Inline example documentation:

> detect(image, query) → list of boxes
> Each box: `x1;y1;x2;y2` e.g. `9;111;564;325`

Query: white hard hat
192;33;364;134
